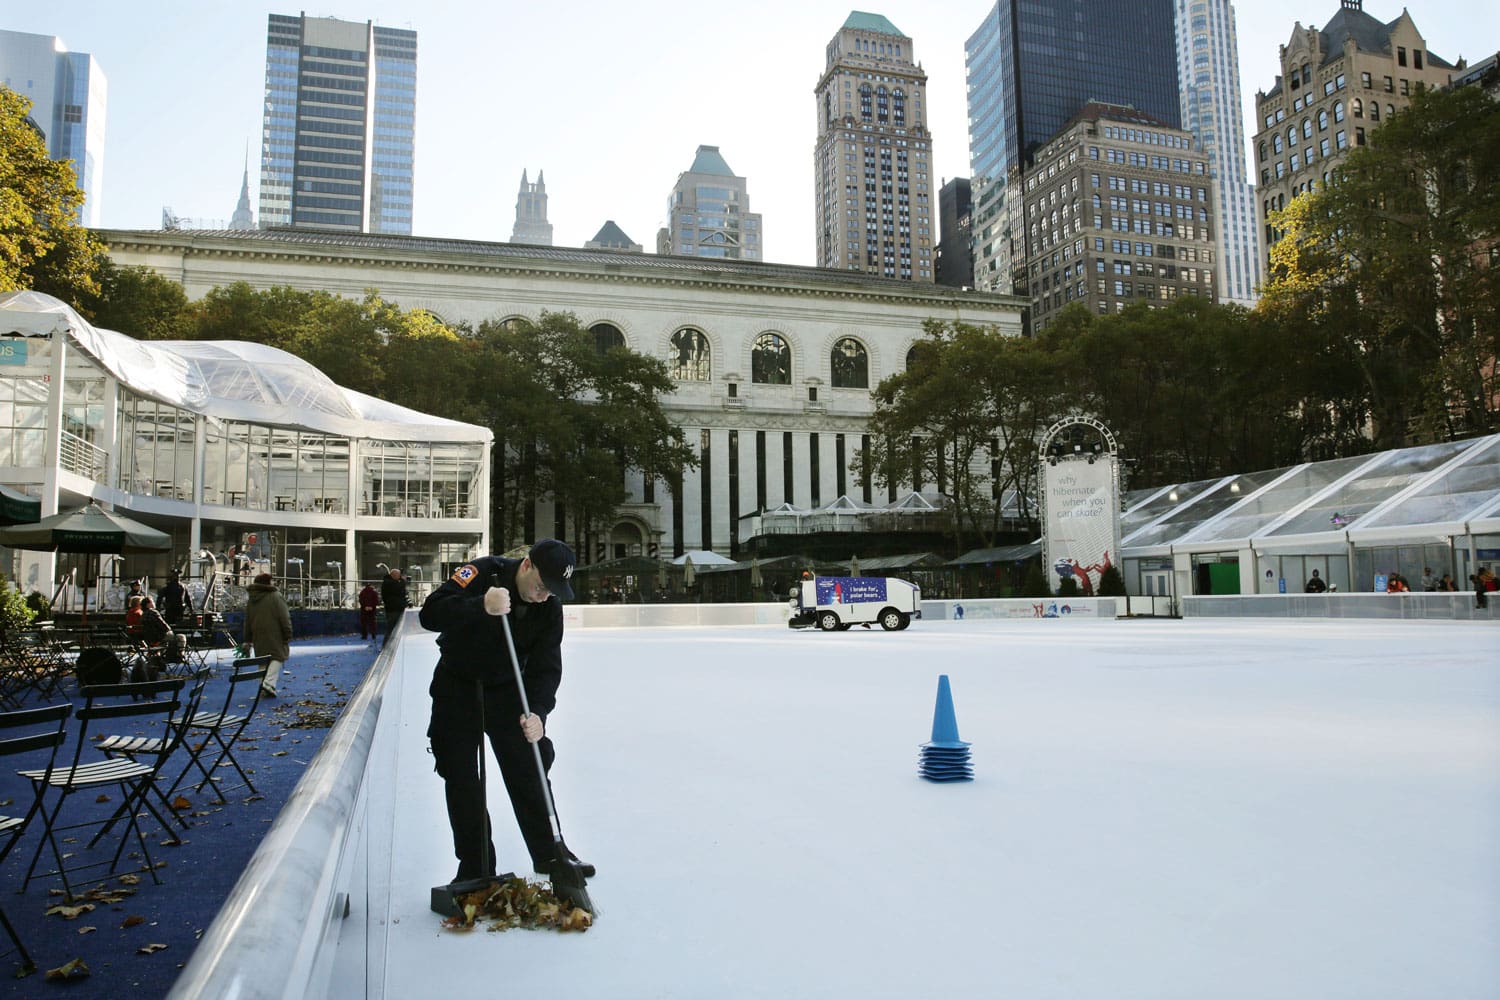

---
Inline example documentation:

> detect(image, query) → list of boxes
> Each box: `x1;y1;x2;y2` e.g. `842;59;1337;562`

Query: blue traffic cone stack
919;674;973;782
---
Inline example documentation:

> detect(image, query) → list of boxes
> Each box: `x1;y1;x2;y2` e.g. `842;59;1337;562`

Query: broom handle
499;610;565;843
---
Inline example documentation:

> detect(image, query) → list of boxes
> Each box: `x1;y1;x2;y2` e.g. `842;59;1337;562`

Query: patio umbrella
850;555;861;577
0;484;40;526
655;559;668;592
749;557;763;591
0;503;172;623
681;554;695;589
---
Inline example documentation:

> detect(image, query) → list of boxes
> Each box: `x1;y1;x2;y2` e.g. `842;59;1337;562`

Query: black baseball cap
529;538;576;601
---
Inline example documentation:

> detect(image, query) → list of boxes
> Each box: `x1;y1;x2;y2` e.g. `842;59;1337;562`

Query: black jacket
381;575;411;614
418;555;564;716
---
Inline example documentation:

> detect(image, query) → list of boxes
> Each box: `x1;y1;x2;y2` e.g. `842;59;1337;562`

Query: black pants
428;677;560;877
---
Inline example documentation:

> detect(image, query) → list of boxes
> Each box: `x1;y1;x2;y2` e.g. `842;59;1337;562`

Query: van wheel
836;623;853;631
818;611;841;631
879;608;905;631
896;613;911;630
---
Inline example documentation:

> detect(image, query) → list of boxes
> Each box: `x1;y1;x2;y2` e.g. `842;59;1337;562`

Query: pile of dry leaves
440;876;592;933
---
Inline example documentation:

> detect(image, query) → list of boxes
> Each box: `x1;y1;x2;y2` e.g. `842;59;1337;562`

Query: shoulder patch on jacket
451;564;479;587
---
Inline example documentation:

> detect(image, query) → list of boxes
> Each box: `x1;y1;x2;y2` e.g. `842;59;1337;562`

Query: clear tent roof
1121;434;1500;554
0;290;489;443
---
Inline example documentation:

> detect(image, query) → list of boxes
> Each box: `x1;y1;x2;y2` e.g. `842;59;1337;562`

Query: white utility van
787;576;922;631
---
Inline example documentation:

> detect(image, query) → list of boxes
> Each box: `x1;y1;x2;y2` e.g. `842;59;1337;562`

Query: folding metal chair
170;656;270;798
93;666;213;836
0;703;72;974
17;678;185;898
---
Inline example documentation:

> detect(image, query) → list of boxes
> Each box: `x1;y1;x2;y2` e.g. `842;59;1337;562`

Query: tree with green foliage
470;311;696;552
0;571;37;639
1263;84;1500;445
0;86;106;306
1096;564;1126;597
861;319;1065;551
84;259;194;340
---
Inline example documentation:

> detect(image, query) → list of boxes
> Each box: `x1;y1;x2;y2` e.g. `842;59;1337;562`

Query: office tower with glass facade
0;30;107;226
658;146;762;260
510;169;552;245
1176;0;1260;306
965;0;1180;293
259;13;416;234
1252;1;1457;275
814;12;934;281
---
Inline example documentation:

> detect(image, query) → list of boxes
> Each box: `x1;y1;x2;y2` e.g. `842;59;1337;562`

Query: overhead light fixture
1168;490;1179;502
1230;481;1241;493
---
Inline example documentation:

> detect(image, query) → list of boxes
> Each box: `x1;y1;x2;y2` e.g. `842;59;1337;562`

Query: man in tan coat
245;572;293;697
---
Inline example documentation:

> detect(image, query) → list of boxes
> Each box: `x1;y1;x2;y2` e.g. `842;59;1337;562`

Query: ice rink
378;617;1500;999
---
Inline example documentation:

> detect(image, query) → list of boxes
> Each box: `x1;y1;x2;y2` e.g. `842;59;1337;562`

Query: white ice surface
379;618;1500;1000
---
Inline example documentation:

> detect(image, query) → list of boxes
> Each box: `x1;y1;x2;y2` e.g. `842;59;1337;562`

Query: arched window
1352;98;1363;118
670;328;711;381
1387;103;1395;119
1369;102;1380;122
1333;100;1344;123
1302;118;1312;140
1318;109;1329;131
859;85;873;121
1287;126;1297;147
906;343;934;371
892;89;906;126
830;338;869;389
1258;142;1266;162
751;332;791;385
1272;133;1283;154
590;322;624;355
876;87;889;123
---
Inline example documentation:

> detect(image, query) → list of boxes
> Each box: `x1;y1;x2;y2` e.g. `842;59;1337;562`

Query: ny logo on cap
562;564;573;579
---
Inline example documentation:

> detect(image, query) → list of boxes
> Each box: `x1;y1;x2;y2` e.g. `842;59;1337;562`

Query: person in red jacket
358;581;380;640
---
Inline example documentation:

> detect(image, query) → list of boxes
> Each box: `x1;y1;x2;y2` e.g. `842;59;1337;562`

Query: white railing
59;429;108;483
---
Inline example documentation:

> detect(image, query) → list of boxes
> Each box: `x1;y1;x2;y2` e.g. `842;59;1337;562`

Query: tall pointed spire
230;140;255;231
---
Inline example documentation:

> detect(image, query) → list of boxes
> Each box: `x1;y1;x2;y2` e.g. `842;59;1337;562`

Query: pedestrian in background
245;572;293;697
157;570;193;626
1304;569;1328;593
358;580;381;640
381;567;411;646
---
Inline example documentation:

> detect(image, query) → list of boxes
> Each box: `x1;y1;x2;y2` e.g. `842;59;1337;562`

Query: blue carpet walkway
0;636;379;997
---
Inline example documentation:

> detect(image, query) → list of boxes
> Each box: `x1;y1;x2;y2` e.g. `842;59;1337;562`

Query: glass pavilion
0;291;490;609
1120;435;1500;597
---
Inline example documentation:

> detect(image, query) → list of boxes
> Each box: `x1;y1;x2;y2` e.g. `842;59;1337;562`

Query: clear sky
3;1;1494;267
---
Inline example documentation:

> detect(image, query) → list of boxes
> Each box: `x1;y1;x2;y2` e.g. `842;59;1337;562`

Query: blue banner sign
815;577;888;605
0;340;26;365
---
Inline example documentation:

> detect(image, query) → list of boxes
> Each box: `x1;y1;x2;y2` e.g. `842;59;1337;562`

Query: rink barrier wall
1181;593;1498;621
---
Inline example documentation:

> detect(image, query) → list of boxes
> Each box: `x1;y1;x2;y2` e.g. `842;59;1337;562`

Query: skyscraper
814;12;934;281
658;146;762;260
259;13;416;234
965;0;1180;293
230;157;255;231
1177;0;1261;306
511;169;552;245
936;178;973;289
0;30;107;226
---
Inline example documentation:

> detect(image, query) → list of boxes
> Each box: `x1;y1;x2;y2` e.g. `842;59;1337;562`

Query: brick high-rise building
813;12;934;281
1019;103;1215;332
1252;1;1458;274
